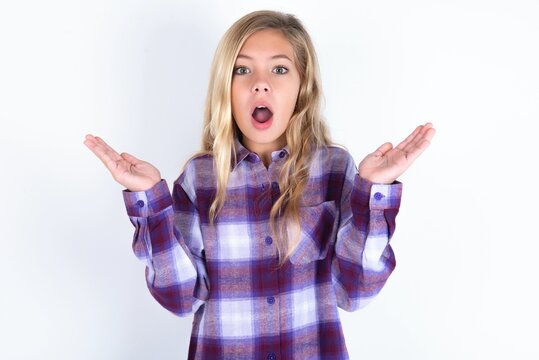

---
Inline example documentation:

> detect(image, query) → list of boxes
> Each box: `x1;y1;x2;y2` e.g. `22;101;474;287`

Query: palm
83;135;161;192
358;123;436;184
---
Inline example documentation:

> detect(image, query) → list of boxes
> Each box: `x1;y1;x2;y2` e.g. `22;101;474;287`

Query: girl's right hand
83;134;162;192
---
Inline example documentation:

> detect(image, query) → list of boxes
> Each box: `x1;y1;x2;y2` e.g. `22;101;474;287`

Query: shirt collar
232;137;290;170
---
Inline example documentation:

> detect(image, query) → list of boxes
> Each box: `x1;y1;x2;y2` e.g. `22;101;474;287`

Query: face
231;28;301;156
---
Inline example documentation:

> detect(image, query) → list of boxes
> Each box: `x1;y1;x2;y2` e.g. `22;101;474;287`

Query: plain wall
1;0;538;358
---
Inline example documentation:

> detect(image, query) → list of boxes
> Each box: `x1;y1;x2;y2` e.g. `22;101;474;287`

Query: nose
251;76;271;93
253;86;269;92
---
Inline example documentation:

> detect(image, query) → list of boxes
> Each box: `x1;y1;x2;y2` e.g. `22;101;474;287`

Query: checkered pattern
123;138;402;359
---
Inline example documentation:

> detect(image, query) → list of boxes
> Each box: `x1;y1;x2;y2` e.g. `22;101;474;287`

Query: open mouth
252;105;273;123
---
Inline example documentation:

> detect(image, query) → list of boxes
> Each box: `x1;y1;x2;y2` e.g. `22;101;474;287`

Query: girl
84;10;435;360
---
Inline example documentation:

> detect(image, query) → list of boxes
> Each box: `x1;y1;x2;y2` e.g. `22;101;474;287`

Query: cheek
231;82;248;110
285;84;300;114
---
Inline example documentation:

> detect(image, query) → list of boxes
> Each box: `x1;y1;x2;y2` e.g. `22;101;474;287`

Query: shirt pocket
288;200;339;265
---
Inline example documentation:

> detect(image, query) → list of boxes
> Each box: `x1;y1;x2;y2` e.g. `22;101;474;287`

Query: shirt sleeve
331;154;403;311
123;176;209;317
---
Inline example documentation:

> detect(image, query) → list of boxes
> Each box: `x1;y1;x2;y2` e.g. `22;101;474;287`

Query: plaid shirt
123;139;402;360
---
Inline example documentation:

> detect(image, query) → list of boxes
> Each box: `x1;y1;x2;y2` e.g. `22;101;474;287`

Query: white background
1;0;538;359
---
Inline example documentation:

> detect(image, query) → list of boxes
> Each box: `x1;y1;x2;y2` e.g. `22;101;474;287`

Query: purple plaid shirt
123;139;402;360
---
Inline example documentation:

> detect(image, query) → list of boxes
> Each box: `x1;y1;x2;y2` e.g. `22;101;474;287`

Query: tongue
252;108;273;123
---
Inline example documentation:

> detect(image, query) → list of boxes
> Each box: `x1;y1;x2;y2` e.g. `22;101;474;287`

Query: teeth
256;106;266;109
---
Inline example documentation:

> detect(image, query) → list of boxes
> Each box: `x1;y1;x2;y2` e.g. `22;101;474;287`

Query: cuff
122;180;173;217
356;175;403;210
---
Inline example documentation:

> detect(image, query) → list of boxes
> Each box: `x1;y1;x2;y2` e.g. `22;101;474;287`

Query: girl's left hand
358;122;436;184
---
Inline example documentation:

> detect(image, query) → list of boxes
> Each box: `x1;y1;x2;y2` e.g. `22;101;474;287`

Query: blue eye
273;66;288;74
233;66;250;75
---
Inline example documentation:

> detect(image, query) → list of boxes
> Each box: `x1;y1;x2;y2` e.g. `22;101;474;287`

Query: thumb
374;142;393;156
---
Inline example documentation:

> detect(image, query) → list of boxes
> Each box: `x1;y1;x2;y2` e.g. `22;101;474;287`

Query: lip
250;101;273;116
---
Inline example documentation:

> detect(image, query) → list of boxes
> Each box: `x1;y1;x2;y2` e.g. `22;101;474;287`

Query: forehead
237;28;295;59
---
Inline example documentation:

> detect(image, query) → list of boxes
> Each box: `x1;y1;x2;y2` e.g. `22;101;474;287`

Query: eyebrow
236;54;293;62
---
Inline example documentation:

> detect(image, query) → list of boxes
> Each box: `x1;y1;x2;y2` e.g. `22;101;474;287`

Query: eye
233;66;250;75
273;66;289;75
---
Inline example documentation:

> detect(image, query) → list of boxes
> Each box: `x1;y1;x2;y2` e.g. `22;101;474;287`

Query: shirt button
279;151;285;158
261;184;265;190
267;296;275;304
136;200;145;208
265;236;273;245
272;182;278;190
267;352;276;360
374;192;384;201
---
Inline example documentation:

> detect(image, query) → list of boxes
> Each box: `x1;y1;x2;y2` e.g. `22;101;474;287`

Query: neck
242;135;287;168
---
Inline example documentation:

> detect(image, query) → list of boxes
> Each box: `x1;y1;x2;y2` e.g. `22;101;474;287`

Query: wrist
358;173;395;185
127;178;162;192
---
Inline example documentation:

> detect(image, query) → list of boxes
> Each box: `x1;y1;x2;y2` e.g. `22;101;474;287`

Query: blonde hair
196;10;332;266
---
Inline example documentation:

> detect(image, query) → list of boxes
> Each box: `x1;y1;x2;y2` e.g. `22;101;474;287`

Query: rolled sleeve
353;175;402;210
369;182;402;210
122;180;173;217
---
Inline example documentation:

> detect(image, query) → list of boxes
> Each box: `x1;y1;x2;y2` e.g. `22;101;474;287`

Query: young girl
84;10;435;360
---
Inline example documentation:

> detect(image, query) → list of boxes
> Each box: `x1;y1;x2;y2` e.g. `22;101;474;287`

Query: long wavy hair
194;10;332;266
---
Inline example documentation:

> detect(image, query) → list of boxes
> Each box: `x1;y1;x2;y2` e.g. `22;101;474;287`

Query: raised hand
358;123;436;184
83;135;161;192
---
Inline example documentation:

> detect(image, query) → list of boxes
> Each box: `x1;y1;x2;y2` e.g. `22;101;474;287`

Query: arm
123;176;209;317
83;135;209;315
331;122;434;310
331;155;402;311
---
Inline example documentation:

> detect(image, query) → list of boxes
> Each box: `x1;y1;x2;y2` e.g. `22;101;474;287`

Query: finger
120;152;142;165
405;139;432;163
83;136;123;171
424;126;436;142
395;125;423;151
401;129;435;162
91;136;122;161
374;142;393;156
83;136;117;162
85;142;120;171
83;135;106;152
84;134;109;152
400;123;434;153
83;135;103;153
399;123;432;152
93;136;122;161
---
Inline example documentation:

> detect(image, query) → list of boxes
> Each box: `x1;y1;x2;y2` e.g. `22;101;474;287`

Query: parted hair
194;10;332;266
